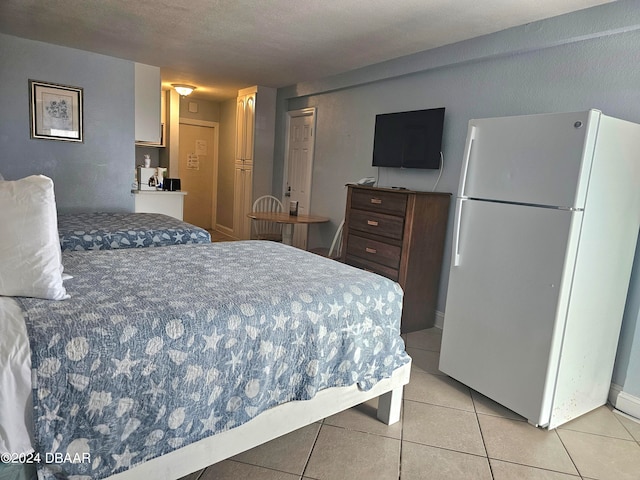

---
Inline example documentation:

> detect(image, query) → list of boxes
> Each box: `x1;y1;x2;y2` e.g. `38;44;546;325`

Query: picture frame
29;80;83;142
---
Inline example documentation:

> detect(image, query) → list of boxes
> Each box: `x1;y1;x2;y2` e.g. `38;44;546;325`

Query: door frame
282;107;317;203
179;118;219;230
283;107;317;248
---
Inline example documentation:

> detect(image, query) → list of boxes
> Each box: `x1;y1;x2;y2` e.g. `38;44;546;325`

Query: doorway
284;107;316;249
178;119;219;230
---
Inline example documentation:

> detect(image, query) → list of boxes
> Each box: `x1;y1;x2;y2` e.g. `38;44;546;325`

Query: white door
462;111;598;208
440;199;581;425
179;122;218;229
285;108;316;249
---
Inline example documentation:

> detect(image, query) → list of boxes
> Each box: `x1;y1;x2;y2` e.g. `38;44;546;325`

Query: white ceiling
0;0;613;102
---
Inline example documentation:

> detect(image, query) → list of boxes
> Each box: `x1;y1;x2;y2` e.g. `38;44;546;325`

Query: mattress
57;212;211;251
1;241;409;480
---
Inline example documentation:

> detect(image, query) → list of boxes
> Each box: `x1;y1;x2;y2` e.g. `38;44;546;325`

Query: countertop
131;189;187;195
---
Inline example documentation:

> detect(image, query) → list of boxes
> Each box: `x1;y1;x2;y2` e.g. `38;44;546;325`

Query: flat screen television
372;107;445;169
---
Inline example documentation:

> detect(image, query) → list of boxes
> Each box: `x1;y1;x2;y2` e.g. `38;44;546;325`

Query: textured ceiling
0;0;613;101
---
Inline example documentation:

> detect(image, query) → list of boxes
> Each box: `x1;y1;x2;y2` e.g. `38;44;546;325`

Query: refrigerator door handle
458;125;476;197
453;198;465;267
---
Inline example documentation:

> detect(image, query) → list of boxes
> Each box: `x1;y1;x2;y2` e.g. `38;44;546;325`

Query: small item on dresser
163;178;181;191
137;167;157;190
155;167;167;190
289;200;298;216
144;154;151;168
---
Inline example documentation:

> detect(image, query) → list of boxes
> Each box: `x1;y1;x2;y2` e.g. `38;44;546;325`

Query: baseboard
434;310;444;330
609;383;640;420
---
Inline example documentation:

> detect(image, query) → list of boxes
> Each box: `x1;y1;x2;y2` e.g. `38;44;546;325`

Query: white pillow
0;175;68;300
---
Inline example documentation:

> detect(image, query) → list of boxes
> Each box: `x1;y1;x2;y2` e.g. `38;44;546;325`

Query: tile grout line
610;407;640;445
226;458;310;479
194;467;206;480
557;425;640;443
470;388;495;480
553;428;584;479
298;420;323;480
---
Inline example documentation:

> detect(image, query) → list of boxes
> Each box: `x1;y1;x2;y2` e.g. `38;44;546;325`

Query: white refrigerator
439;110;640;429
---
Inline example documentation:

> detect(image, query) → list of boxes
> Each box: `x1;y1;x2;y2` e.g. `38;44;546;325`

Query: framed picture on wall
29;80;83;142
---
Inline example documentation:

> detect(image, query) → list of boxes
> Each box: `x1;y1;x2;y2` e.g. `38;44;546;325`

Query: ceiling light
172;84;196;96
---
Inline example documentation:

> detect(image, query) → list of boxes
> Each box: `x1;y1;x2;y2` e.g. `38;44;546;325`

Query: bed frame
110;361;411;480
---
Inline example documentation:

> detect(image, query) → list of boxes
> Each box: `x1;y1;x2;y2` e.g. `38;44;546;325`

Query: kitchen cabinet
135;92;166;148
341;185;451;332
233;86;276;239
134;62;161;144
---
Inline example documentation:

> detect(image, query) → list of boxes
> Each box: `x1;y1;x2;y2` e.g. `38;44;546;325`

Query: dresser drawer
345;255;399;282
348;209;404;240
351;189;407;216
346;234;401;269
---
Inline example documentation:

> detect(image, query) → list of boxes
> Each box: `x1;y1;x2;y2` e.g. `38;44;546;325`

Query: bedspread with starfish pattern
58;212;211;251
18;241;409;479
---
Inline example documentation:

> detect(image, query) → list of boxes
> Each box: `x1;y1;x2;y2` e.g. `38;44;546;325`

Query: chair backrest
327;219;345;259
251;195;284;240
252;195;283;214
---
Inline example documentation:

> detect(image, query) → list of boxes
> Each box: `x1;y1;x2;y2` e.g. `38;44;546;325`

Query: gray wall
0;33;134;212
179;96;221;122
275;0;640;398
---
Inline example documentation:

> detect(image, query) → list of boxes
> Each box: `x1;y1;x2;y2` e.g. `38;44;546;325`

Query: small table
247;212;329;245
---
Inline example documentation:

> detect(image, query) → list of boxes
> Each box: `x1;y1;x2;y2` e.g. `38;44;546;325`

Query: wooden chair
309;219;344;260
251;195;284;241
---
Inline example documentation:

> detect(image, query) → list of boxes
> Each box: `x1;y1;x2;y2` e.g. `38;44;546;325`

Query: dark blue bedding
58;212;211;251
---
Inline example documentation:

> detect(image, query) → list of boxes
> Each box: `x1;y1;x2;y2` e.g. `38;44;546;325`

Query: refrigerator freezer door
460;111;599;209
441;199;580;425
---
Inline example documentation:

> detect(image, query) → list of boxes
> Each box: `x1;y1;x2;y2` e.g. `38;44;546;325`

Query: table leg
282;224;294;245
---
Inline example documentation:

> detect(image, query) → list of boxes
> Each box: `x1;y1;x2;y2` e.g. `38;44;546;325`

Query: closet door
234;164;253;240
235;96;247;162
243;93;255;165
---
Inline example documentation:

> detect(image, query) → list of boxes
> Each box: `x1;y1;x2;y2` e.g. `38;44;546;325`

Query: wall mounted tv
372;107;445;169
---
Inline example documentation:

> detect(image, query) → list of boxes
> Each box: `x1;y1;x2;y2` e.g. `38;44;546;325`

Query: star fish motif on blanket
202;328;224;352
112;350;141;379
111;445;139;471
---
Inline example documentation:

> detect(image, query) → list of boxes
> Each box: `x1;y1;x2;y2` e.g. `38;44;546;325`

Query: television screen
372;107;445;169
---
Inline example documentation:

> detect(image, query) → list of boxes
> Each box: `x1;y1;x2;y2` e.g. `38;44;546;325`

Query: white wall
274;0;640;400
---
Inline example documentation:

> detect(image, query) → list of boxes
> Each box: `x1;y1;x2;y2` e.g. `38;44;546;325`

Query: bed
0;176;410;480
57;212;211;251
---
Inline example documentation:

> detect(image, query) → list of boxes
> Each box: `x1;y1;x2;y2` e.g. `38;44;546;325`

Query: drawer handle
370;198;382;205
367;220;379;226
365;247;377;254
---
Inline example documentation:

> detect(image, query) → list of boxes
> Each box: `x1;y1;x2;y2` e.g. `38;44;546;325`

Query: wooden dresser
341;185;451;333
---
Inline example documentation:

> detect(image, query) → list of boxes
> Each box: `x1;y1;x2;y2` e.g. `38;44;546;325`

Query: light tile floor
180;328;640;480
